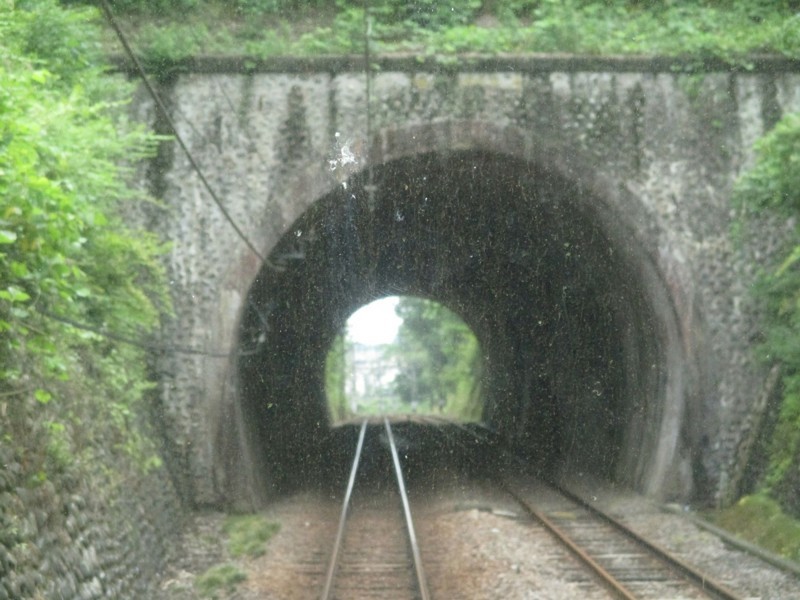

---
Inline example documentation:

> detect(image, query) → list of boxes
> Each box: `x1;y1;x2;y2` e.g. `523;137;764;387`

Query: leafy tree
734;112;800;516
0;0;168;473
325;332;349;421
389;297;482;420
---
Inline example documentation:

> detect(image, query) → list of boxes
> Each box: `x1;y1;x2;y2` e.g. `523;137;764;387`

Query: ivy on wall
734;112;800;517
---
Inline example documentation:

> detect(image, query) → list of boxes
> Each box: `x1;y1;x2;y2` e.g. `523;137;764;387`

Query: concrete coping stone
110;53;800;76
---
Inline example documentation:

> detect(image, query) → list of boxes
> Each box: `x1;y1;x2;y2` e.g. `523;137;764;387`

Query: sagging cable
98;0;278;269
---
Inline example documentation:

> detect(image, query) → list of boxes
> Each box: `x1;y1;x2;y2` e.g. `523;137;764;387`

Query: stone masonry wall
128;55;800;507
0;417;183;599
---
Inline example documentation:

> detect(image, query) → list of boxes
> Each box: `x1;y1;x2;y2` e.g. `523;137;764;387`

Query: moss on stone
710;494;800;562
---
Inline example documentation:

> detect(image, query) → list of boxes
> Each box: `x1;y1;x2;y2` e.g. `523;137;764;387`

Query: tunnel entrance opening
324;295;484;425
235;148;685;502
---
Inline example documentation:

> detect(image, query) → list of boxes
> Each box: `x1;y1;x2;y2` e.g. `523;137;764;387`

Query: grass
223;514;281;558
195;563;247;599
708;494;800;562
193;514;280;598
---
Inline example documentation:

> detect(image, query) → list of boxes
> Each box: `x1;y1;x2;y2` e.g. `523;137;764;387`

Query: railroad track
429;418;746;600
502;478;742;599
319;417;751;599
320;418;430;600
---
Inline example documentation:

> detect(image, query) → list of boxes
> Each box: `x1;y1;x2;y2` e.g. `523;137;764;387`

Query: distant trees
388;297;482;420
325;332;348;421
324;297;483;421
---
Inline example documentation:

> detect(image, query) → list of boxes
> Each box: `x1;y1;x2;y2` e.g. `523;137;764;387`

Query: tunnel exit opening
232;147;692;503
324;295;484;425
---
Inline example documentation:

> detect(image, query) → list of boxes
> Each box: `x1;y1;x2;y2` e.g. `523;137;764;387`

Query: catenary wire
98;0;272;267
36;307;260;358
72;1;286;356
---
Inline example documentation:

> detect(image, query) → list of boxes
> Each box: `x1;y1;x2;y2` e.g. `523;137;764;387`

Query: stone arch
211;120;703;508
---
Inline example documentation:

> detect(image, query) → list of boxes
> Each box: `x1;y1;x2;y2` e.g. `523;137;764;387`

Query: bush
713;494;800;561
1;0;168;474
734;112;800;517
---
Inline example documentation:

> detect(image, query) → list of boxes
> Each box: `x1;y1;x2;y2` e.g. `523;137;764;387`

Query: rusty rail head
503;483;639;600
555;485;745;600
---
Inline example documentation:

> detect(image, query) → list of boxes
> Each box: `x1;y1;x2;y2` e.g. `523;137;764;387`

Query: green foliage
364;0;482;32
135;21;205;62
90;0;800;60
87;0;200;17
736;113;800;217
195;563;247;599
14;0;105;86
390;297;483;421
294;6;365;55
734;112;800;516
237;0;331;16
711;494;800;561
223;514;280;558
0;1;169;477
325;332;349;421
324;297;482;421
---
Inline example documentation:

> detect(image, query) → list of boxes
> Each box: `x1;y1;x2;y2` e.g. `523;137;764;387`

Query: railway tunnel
235;148;694;501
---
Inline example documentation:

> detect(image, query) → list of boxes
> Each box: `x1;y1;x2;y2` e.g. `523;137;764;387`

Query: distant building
346;342;399;412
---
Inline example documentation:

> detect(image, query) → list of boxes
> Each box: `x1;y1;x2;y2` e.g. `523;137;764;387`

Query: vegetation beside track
710;494;800;562
734;113;800;522
1;0;169;488
83;0;800;64
193;514;279;598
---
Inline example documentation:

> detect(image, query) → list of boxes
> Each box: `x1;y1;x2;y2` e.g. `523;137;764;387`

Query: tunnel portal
237;150;683;498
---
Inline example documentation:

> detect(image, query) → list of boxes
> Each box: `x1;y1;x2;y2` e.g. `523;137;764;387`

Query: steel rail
441;420;745;600
384;417;432;600
421;418;636;599
554;484;743;600
320;419;368;600
502;483;639;600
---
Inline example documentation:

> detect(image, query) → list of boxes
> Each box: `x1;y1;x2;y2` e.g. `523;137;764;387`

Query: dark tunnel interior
237;150;668;496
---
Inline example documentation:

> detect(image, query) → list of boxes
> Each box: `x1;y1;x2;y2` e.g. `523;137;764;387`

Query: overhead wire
36;307;253;357
81;0;381;357
98;0;272;267
361;0;383;295
363;0;375;209
27;1;280;358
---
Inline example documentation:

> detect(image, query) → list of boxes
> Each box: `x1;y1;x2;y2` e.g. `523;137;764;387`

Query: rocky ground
158;476;800;599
